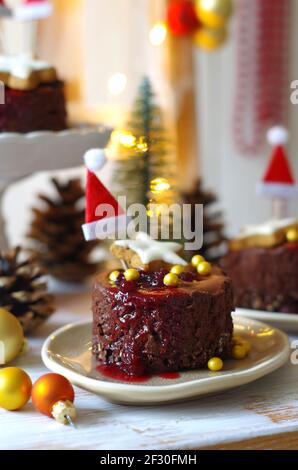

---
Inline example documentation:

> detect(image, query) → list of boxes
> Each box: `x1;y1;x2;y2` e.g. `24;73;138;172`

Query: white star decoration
115;232;187;266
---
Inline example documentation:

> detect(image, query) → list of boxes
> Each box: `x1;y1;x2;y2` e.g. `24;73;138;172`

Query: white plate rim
41;316;290;401
236;307;298;325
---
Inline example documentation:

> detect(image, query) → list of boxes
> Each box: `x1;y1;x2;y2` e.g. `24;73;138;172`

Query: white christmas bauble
84;148;107;172
267;126;289;146
0;309;24;365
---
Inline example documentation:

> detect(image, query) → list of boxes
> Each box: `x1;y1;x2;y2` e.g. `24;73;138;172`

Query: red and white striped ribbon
233;0;291;155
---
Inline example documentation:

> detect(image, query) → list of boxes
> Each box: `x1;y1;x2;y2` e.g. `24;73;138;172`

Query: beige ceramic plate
41;315;289;405
236;308;298;333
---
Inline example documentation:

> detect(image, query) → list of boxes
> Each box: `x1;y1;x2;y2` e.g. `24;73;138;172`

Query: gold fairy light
110;130;136;149
150;178;171;194
136;137;148;153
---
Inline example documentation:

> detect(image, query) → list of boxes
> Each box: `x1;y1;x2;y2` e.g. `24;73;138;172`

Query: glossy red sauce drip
97;365;180;382
158;372;180;380
97;365;151;383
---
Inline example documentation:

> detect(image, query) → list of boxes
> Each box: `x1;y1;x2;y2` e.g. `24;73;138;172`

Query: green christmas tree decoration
110;77;179;238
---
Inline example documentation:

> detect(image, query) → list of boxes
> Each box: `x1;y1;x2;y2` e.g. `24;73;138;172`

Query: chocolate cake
92;235;234;376
225;219;298;313
0;55;67;133
0;81;67;133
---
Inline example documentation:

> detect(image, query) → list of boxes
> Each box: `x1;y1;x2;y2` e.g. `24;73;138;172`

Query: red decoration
262;146;295;186
167;0;199;37
234;0;291;154
257;127;298;200
85;170;124;224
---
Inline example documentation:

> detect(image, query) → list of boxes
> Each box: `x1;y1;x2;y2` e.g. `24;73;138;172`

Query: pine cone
28;178;98;284
0;247;54;334
182;179;227;262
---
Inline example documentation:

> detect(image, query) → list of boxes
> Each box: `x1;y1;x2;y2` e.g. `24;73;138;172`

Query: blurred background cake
0;55;67;133
225;219;298;314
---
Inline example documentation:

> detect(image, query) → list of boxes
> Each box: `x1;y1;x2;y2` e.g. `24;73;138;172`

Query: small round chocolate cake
225;219;298;313
92;234;234;376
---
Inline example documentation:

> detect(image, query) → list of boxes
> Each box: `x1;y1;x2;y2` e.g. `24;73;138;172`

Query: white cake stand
0;125;111;249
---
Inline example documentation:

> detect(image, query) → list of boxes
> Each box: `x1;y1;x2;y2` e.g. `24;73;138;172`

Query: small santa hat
0;0;52;20
257;126;298;199
82;148;128;241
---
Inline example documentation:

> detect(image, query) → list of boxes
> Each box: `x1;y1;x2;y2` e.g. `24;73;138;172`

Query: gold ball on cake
195;0;233;29
163;273;179;287
0;309;24;365
286;228;298;243
197;261;212;276
109;271;120;283
124;269;140;282
191;254;205;267
0;367;32;411
208;357;223;371
170;265;185;275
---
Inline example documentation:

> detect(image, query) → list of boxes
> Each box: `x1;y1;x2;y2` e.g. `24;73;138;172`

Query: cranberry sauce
114;268;197;294
96;365;181;383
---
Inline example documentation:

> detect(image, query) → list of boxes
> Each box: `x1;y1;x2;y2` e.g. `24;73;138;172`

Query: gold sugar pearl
241;340;251;355
191;254;205;267
170;265;185;275
109;271;120;283
232;336;251;355
232;344;247;360
197;261;212;276
232;335;243;345
124;269;140;282
208;357;223;372
286;228;298;243
163;273;179;287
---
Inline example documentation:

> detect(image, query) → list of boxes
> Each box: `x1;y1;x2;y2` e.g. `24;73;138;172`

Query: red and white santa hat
81;148;128;242
257;126;298;199
0;0;52;21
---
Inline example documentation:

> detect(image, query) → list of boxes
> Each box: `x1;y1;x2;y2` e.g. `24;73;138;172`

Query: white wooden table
1;291;298;451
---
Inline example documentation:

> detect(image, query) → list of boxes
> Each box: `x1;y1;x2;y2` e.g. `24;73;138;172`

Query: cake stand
0;125;111;249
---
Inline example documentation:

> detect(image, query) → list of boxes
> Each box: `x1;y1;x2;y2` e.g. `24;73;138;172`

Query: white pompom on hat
267;126;289;146
84;148;107;172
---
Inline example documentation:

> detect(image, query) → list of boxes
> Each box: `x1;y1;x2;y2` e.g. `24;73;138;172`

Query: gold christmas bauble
0;308;24;365
196;0;233;29
193;26;227;51
0;367;32;411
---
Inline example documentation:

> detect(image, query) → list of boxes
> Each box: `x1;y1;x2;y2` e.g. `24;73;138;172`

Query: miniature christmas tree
110;77;179;236
28;178;98;284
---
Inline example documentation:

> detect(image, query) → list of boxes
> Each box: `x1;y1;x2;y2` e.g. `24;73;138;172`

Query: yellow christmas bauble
0;367;32;411
196;0;233;29
0;308;24;365
193;26;227;51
